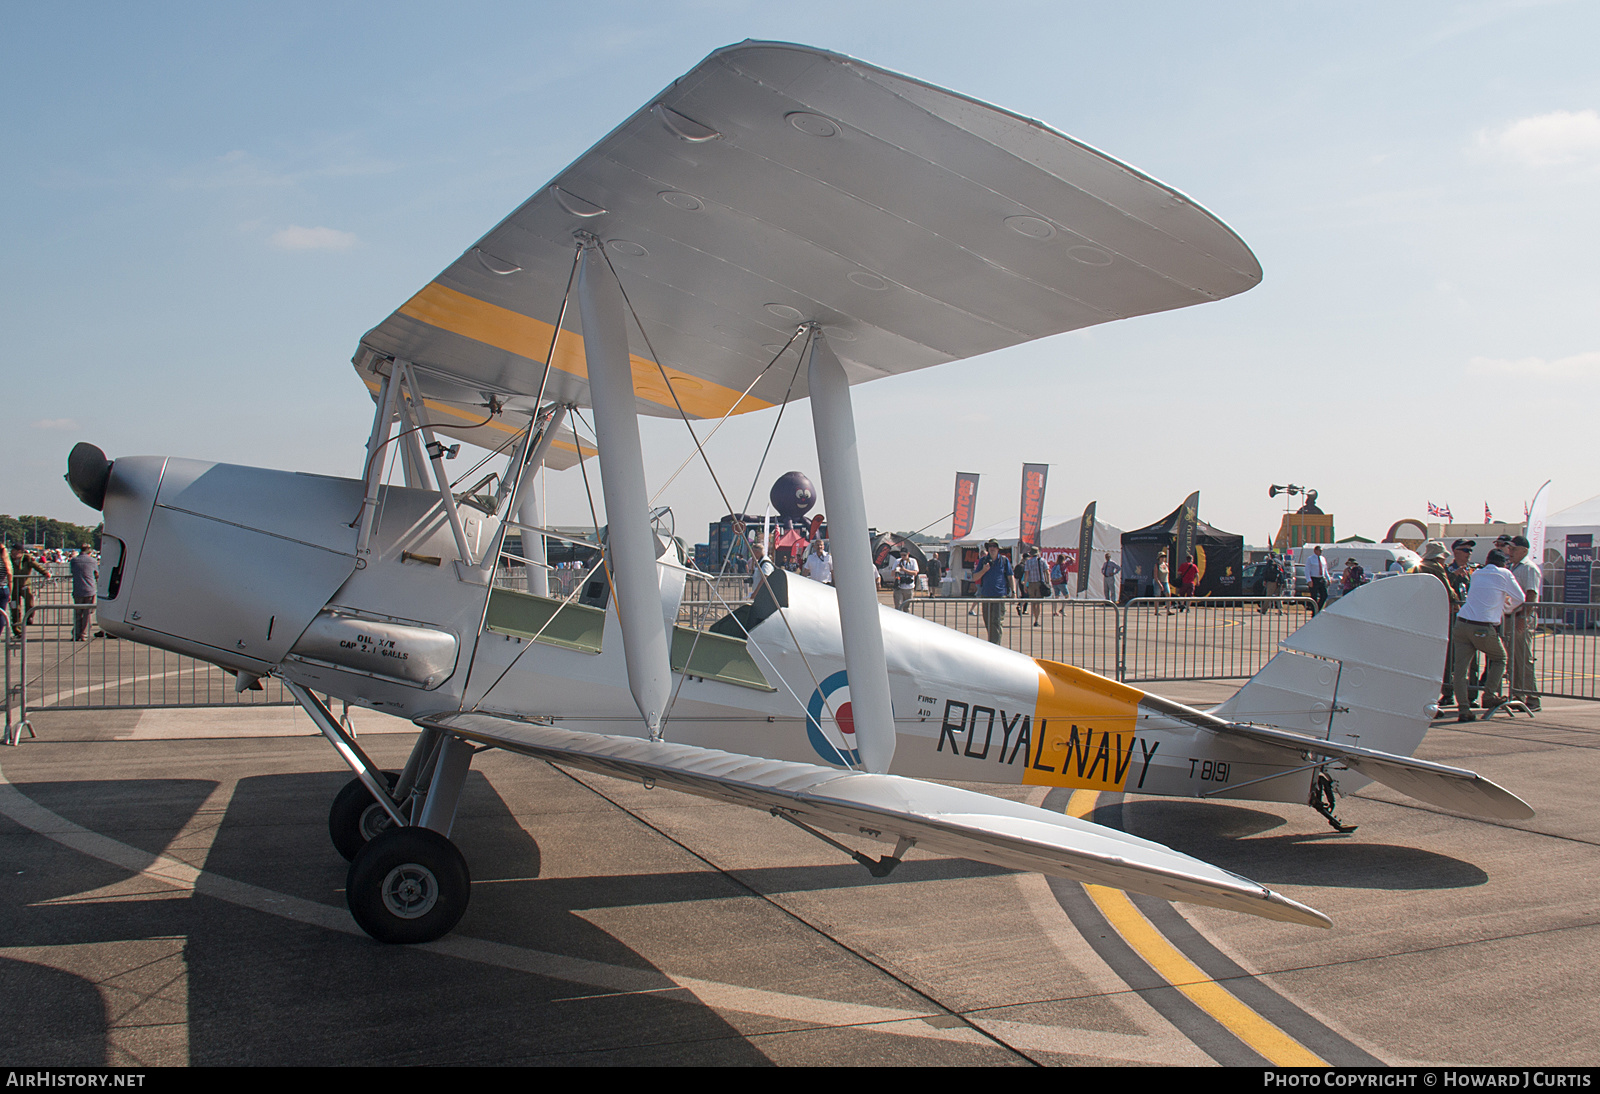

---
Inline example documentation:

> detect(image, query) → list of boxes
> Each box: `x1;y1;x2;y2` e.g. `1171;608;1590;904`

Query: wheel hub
359;802;394;842
381;863;439;919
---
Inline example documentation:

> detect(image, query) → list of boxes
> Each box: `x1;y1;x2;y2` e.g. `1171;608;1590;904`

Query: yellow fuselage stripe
397;281;774;420
1067;790;1326;1067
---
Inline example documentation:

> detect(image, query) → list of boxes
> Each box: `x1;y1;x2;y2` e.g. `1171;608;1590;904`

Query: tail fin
1214;576;1447;775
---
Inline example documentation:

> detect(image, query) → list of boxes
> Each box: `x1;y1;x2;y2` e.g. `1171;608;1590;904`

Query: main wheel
328;771;400;861
346;826;470;944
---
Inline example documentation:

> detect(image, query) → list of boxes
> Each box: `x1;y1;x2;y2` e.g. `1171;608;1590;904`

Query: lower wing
423;711;1330;928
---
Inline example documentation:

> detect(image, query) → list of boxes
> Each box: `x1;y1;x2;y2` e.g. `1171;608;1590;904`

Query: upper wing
355;41;1261;420
423;711;1328;928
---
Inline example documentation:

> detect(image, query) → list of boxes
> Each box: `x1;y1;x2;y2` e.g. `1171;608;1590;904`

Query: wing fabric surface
422;712;1328;928
356;41;1261;421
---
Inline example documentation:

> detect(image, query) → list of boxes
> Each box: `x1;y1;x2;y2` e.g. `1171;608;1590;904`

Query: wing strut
514;404;567;597
354;359;402;558
806;327;896;774
577;235;672;737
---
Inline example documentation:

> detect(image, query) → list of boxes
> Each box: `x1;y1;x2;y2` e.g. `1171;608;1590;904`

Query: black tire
346;827;470;944
328;771;400;861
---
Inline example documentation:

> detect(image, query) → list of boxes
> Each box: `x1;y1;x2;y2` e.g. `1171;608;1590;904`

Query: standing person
1305;545;1333;613
801;539;833;585
1258;552;1282;613
0;542;11;629
1450;548;1525;722
1501;534;1541;711
1022;546;1051;626
1340;558;1366;595
1100;552;1121;604
1049;555;1069;610
9;544;50;637
1417;540;1462;705
747;540;775;589
69;544;98;642
1176;552;1199;612
1152;551;1171;611
925;555;941;598
971;540;1014;645
1444;540;1479;708
890;547;919;612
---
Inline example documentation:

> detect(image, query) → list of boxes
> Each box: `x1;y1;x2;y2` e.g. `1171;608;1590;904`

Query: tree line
1;515;103;550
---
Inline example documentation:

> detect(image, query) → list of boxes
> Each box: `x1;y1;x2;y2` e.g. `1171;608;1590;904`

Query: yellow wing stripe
397;281;774;419
359;375;596;458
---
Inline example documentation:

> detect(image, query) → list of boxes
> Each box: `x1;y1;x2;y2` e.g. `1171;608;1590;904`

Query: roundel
805;670;860;767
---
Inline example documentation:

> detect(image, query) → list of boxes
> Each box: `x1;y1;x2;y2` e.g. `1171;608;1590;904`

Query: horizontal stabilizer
422;711;1329;927
1214;721;1533;821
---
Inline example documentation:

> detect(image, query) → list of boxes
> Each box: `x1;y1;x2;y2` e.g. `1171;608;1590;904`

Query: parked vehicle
1293;543;1420;600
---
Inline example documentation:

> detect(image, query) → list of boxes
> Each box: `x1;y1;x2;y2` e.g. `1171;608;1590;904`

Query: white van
1293;543;1420;600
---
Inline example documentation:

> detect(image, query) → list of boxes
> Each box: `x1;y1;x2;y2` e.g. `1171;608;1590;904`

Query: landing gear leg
345;731;477;943
328;770;399;861
1310;771;1357;833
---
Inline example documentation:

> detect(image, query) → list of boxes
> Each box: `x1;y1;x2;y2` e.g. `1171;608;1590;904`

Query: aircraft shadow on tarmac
5;772;792;1064
1091;799;1489;891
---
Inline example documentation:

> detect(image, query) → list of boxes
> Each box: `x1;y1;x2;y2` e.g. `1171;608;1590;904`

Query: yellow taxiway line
1067;788;1326;1067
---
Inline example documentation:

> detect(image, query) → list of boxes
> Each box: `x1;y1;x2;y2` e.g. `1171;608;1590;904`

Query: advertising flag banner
1528;479;1551;563
1018;464;1048;547
1175;491;1200;571
1076;501;1097;594
952;473;980;540
1565;535;1593;628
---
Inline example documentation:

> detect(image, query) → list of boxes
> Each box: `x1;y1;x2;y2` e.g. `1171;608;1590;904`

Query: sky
4;1;1597;549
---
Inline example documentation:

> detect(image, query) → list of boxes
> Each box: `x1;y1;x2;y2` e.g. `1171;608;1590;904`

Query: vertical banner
1527;479;1551;564
1564;535;1593;627
1018;464;1049;547
1076;501;1097;594
1175;490;1200;572
951;472;980;540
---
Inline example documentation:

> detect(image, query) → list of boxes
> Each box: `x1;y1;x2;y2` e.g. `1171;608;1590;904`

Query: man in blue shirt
971;540;1014;645
69;544;98;641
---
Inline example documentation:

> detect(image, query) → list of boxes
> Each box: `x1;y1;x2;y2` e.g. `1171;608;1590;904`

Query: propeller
65;442;113;511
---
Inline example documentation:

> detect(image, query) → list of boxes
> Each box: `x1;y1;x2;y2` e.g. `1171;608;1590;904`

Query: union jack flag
1485;502;1493;523
1524;500;1530;520
1428;502;1454;521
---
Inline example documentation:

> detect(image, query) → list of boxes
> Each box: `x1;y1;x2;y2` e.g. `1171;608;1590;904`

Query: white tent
950;514;1125;599
1548;494;1600;540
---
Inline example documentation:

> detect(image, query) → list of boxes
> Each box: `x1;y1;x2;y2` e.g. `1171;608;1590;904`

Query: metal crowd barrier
910;594;1315;684
5;601;292;742
906;597;1120;678
1120;597;1316;683
7;580;1595;744
1526;602;1600;701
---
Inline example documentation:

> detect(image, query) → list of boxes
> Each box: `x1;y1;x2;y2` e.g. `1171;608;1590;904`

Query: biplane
65;42;1530;944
